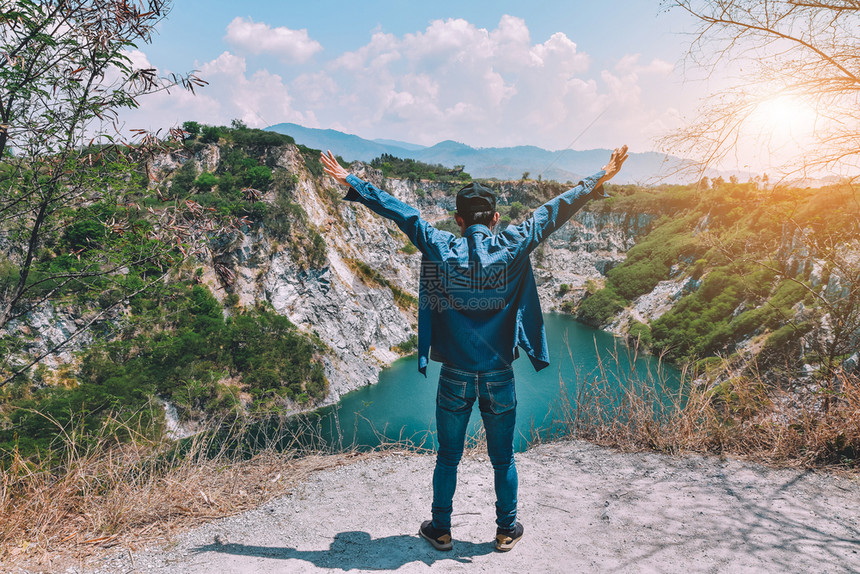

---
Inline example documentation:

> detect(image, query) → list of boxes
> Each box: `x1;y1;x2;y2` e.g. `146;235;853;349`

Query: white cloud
333;31;400;71
192;51;317;128
293;71;339;107
124;48;152;70
225;17;322;64
115;50;315;134
402;18;494;66
615;53;674;76
116;16;680;155
322;16;619;148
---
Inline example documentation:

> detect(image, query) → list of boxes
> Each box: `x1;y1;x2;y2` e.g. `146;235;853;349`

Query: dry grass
0;411;391;570
3;349;858;569
550;347;860;469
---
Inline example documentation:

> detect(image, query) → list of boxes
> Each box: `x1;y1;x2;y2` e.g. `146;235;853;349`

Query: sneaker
495;521;524;552
419;520;453;551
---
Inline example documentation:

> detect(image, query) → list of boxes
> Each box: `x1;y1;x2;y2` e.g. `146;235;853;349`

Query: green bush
509;201;526;220
194;172;218;191
762;322;812;358
245;201;269;220
231;128;294;148
182;120;201;137
170;160;198;197
393;334;418;354
62;219;105;250
628;320;652;348
577;287;626;327
200;125;221;144
369;153;469;182
0;284;330;459
0;256;20;294
608;259;669;300
243;165;272;190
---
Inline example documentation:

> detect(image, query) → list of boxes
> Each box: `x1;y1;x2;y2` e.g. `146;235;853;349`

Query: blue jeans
432;364;518;531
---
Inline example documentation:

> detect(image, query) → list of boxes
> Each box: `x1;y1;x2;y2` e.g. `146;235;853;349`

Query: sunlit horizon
109;0;857;178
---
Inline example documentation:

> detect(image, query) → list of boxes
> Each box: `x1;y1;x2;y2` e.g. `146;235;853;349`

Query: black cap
456;182;496;215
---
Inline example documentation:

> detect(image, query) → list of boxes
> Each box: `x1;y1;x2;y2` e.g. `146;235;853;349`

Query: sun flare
750;95;819;138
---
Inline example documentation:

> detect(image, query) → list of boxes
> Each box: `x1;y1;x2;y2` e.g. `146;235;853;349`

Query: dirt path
85;440;860;573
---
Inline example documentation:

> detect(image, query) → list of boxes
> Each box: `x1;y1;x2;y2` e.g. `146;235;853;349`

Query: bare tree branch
662;0;859;177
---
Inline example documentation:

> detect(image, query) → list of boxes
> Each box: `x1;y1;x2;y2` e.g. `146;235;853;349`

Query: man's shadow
191;530;496;570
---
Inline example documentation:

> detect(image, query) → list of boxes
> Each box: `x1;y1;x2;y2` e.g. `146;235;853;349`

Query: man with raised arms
321;145;628;552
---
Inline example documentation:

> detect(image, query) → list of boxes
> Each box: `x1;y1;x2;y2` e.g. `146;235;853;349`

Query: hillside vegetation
573;179;859;413
1;128;858;566
0;125;337;460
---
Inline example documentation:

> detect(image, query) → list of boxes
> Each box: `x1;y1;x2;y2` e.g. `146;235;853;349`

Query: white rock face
606;277;700;337
149;143;221;179
3;301;113;369
535;210;655;311
0;146;659;403
263;249;412;402
209;153;423;403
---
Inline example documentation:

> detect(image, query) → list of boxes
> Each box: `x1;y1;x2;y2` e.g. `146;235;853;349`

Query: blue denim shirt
343;171;606;375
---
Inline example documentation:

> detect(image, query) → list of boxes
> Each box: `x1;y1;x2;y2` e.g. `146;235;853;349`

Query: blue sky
122;1;718;158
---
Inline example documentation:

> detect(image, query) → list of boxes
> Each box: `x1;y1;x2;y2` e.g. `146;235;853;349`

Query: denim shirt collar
463;224;492;238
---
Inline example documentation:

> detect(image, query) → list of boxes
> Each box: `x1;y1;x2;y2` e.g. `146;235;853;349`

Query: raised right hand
603;145;627;180
597;145;629;187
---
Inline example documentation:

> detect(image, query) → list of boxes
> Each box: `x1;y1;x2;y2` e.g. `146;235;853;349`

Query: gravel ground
21;440;860;573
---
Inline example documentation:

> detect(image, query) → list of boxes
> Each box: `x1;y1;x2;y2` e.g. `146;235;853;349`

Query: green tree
182;121;201;137
200;125;221;144
194;172;219;191
0;1;206;385
169;159;198;198
243;165;273;190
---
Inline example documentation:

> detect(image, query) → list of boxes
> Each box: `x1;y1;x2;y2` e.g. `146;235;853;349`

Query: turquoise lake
308;313;682;452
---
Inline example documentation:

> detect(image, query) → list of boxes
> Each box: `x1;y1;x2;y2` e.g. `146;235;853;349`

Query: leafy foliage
0;284;328;458
576;286;626;327
392;334;418;355
574;178;859;374
0;1;213;382
370;153;471;182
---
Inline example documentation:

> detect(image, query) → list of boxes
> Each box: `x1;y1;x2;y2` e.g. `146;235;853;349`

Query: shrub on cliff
577;287;626;327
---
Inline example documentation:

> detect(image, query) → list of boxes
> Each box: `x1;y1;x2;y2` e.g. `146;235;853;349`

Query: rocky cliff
3;142;656;404
181;144;653;403
196;147;422;403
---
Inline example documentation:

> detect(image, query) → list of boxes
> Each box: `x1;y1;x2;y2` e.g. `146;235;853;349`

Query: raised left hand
320;150;350;187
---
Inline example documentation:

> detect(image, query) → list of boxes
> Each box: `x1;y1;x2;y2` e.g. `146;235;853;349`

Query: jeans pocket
486;379;516;414
438;376;469;413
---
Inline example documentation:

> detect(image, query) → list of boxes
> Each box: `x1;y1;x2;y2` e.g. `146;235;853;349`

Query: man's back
413;174;607;374
419;221;541;373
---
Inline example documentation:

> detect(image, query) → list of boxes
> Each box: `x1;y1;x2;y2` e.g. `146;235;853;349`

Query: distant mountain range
265;122;703;184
